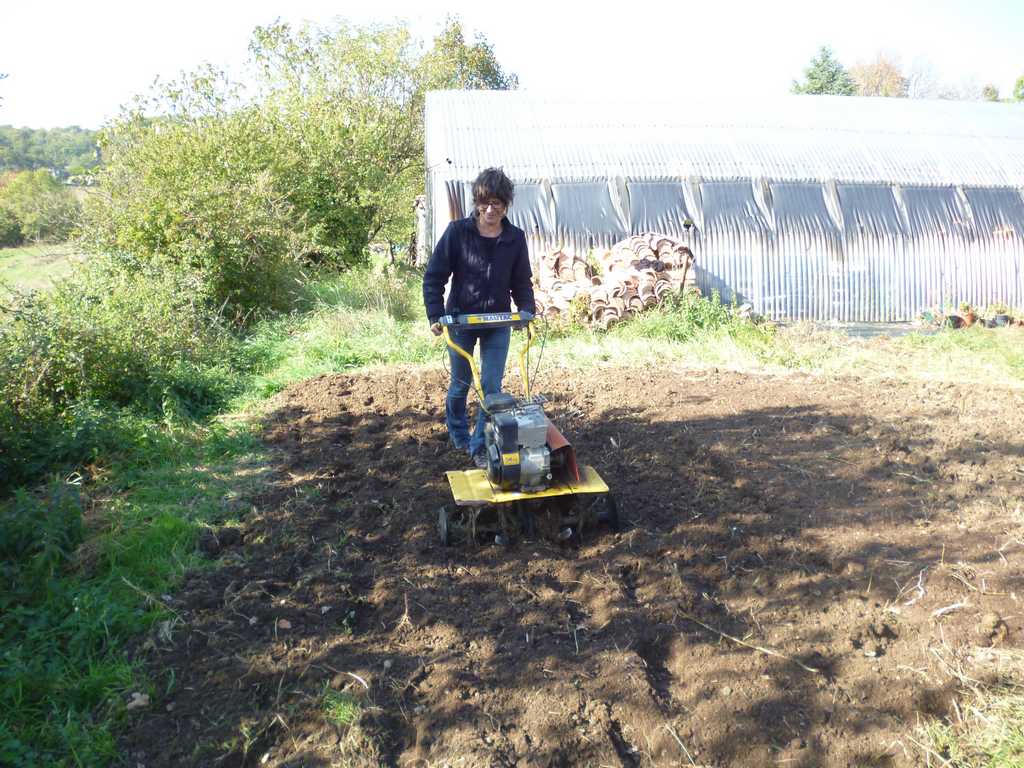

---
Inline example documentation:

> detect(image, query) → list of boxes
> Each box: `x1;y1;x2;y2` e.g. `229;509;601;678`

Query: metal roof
425;91;1024;187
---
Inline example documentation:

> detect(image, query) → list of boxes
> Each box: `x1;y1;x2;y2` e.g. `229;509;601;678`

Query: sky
1;0;1022;128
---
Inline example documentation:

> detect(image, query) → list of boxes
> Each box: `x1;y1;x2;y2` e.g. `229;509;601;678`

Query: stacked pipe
533;233;696;329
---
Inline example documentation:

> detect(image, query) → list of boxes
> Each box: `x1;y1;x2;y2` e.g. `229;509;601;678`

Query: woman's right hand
430;322;442;336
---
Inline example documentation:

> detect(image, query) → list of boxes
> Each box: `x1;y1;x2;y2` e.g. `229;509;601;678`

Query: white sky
2;0;1022;128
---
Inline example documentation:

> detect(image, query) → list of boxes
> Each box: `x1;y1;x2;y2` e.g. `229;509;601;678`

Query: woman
422;167;536;467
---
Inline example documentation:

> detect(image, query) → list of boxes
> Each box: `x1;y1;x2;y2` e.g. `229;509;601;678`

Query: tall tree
1014;75;1024;101
850;54;908;97
792;46;856;95
0;169;80;241
936;77;983;101
906;58;940;99
906;58;986;101
82;17;518;314
419;17;518;91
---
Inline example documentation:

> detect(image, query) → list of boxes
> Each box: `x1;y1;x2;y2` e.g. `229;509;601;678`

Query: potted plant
985;301;1013;327
958;301;977;327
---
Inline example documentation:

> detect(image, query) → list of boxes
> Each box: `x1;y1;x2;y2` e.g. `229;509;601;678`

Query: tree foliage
792;46;856;96
420;17;519;90
800;52;1000;103
935;78;984;101
0;125;100;179
0;169;80;242
81;85;309;315
850;54;908;97
906;58;940;99
0;205;22;247
81;17;517;317
1014;75;1024;102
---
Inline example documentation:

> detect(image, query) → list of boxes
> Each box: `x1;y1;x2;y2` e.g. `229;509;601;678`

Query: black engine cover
487;411;521;489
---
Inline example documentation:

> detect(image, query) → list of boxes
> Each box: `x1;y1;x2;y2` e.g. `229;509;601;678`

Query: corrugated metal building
424;91;1024;321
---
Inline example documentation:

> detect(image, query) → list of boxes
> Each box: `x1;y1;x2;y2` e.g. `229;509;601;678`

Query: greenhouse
423;90;1024;322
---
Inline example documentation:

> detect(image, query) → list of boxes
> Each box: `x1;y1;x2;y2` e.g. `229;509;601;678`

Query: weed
322;689;362;727
339;609;358;635
917;682;1024;766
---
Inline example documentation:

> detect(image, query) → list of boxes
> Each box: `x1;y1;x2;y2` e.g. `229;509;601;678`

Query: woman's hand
430;322;442;336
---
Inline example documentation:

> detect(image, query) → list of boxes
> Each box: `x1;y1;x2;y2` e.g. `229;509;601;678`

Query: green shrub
79;18;517;319
0;482;83;600
0;206;23;246
0;399;173;496
1;254;237;412
0;255;242;491
0;481;110;767
0;480;140;767
627;289;753;342
305;263;424;321
80;105;308;317
0;169;79;242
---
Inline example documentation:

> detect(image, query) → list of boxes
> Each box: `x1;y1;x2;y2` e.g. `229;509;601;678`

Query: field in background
0;244;82;292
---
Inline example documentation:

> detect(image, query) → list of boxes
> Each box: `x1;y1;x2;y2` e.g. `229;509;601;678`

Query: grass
0;263;426;766
320;687;382;766
918;681;1024;766
322;689;362;727
0;421;270;766
532;296;1024;387
0;243;82;292
773;321;1024;385
3;264;1022;766
233;263;440;406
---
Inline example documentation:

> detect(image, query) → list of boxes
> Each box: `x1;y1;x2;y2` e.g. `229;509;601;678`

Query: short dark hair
472;167;514;207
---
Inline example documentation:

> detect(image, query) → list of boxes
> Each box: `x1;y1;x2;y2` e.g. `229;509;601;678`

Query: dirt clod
977;611;1009;645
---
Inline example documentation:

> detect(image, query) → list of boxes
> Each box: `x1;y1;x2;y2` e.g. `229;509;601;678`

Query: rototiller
437;311;618;546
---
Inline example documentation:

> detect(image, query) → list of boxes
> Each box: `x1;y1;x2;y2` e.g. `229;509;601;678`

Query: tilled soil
121;365;1024;767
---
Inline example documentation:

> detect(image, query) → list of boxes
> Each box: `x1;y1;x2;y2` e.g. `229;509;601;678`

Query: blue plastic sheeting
701;181;770;232
698;182;771;306
506;183;554;236
769;182;841;320
964;187;1024;238
626;181;693;237
901;186;972;238
771;182;839;237
550;182;627;241
836;184;904;240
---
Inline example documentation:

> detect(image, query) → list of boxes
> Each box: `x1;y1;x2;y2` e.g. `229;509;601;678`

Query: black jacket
423;215;536;324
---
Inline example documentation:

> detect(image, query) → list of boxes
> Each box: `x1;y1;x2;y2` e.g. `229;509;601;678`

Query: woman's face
476;197;507;229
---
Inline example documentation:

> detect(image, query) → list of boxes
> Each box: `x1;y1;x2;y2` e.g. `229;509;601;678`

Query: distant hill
0;125;100;180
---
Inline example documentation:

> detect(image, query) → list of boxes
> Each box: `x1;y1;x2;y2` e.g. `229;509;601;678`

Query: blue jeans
446;326;511;457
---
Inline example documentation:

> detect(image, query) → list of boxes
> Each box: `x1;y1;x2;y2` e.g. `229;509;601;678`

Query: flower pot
945;315;965;329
